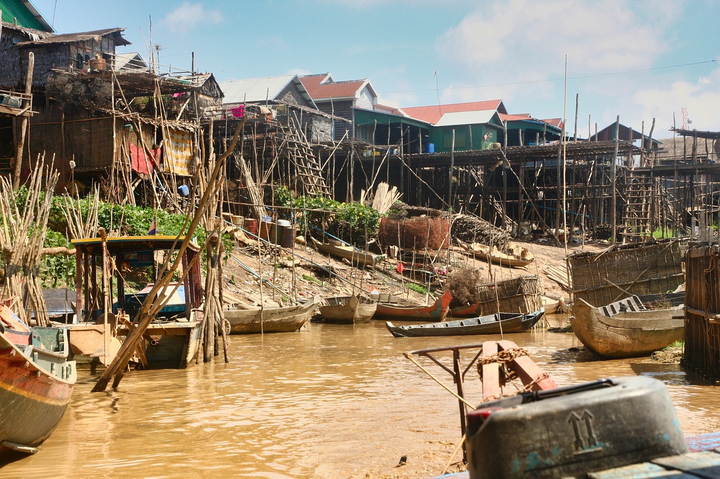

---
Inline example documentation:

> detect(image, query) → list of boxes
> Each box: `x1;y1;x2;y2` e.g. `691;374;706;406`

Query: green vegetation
406;283;427;294
274;185;382;247
652;227;673;239
9;187;231;288
666;341;684;349
302;274;323;286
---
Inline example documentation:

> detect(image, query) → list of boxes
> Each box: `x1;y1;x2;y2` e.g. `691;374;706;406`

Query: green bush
10;188;232;288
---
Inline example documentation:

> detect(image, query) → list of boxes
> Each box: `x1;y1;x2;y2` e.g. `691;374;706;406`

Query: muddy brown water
2;314;719;478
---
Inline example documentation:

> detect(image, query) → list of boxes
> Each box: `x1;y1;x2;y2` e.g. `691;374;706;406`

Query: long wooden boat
385;309;545;337
373;290;452;321
224;298;317;334
0;305;76;455
310;237;386;267
67;236;205;369
319;295;377;324
461;241;534;268
570;295;684;359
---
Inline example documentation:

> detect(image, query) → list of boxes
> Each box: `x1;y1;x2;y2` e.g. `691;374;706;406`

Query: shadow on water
630;362;718;387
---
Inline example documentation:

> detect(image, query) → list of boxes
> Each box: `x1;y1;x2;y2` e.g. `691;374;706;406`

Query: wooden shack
568;239;686;306
684;244;720;379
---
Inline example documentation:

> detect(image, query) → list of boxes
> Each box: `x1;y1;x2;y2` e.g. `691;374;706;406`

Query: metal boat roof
71;235;197;254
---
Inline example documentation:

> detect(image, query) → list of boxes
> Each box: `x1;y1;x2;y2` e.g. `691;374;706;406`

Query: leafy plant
407;283;427;294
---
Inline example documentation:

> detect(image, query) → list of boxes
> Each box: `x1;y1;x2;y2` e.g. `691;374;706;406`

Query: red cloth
396;263;404;274
129;143;160;175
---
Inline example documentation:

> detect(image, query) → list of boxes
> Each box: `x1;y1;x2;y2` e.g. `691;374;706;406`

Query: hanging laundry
128;143;160;176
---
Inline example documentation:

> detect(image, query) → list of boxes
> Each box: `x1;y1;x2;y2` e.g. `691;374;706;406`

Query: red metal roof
542;118;563;129
300;74;368;100
402;100;505;125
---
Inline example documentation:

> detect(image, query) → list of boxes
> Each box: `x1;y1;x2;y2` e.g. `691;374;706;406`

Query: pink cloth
129;143;160;175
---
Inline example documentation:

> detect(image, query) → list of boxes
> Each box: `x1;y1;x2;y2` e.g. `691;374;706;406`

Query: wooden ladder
622;173;654;242
281;118;330;197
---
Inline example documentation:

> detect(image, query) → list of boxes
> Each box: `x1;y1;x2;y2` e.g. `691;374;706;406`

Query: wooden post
611;116;620;244
449;129;455;208
14;52;34;190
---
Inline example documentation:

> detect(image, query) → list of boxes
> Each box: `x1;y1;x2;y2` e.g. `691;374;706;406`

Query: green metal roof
0;0;53;32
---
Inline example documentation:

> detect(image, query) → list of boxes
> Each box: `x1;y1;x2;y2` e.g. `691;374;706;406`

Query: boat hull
224;300;316;334
373;290;452;321
570;298;684;358
386;309;544;337
66;319;202;369
462;241;534;268
319;295;377;324
311;237;384;267
0;328;75;453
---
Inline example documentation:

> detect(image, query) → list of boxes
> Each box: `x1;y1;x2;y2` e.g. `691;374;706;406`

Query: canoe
373;290;452;321
461;241;534;268
0;305;76;455
310;237;386;267
319;295;377;324
569;295;684;359
385;309;545;337
224;298;317;334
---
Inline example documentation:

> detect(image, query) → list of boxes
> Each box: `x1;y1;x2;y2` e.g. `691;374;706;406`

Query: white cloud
160;2;223;32
436;0;671;105
633;61;720;132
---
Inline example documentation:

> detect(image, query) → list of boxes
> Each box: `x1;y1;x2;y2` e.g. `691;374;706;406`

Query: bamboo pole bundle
0;154;59;325
61;186;100;240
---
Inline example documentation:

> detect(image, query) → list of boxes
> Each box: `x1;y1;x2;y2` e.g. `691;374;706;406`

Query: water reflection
1;315;718;478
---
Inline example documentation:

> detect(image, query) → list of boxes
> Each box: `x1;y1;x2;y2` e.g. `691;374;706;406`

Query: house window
443;129;468;149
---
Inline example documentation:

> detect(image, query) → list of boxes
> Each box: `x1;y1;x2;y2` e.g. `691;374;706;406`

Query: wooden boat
373;290;452;321
570;295;684;359
318;295;377;324
0;305;76;455
461;241;534;268
310;237;385;267
385;309;545;337
224;298;317;334
66;236;204;369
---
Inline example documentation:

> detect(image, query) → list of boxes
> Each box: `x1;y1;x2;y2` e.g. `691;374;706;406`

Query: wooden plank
481;341;500;402
497;340;557;391
652;451;720;479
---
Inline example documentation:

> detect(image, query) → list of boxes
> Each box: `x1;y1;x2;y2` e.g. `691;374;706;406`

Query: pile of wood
451;214;510;248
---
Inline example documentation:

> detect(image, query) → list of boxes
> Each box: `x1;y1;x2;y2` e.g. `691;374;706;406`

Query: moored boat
373;290;452;321
570;294;684;359
224;298;317;334
66;235;204;369
318;295;377;324
461;241;534;268
0;305;76;455
385;309;544;337
310;237;385;267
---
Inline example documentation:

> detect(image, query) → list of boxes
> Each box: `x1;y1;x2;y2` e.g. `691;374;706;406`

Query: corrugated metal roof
220;75;312;104
302;78;368;100
0;0;53;32
20;27;130;46
435;110;497;127
403;100;504;125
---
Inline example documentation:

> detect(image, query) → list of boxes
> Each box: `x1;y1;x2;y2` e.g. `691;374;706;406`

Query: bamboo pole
13;52;34;190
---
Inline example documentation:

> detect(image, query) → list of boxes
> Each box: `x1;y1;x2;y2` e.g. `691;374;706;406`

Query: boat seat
600;295;647;317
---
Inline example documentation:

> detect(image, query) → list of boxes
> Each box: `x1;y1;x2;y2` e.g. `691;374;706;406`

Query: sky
29;0;720;137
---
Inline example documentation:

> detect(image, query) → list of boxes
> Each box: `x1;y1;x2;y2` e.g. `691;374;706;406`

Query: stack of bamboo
0;155;58;326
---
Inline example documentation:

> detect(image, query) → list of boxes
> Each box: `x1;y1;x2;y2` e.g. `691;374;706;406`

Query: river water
2;314;719;478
